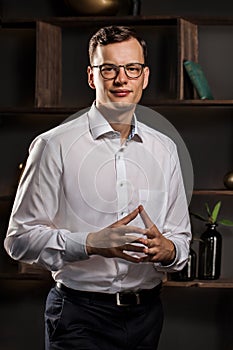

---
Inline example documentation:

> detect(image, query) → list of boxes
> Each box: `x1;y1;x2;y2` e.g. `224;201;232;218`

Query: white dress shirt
4;103;191;293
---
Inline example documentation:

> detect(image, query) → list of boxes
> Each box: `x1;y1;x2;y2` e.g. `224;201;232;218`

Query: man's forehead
93;38;144;61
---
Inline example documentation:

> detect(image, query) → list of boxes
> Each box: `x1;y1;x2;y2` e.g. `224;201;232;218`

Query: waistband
56;282;162;307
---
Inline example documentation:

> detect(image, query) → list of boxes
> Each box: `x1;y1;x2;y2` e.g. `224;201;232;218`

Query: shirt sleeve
155;144;192;272
4;136;89;272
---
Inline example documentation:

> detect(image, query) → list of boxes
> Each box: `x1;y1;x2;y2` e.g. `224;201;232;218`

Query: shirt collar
88;102;143;142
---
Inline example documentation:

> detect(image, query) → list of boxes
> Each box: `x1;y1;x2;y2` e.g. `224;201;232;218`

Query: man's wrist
162;239;176;266
86;232;96;256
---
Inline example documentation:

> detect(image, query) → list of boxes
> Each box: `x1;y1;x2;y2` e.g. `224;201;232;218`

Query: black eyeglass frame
91;63;146;80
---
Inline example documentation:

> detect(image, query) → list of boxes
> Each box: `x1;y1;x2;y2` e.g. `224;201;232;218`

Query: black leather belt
56;282;162;307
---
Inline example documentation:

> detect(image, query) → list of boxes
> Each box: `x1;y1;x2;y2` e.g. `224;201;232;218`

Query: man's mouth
110;89;132;97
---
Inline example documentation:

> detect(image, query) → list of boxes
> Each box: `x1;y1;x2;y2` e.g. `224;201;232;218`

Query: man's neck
96;102;136;142
110;122;132;142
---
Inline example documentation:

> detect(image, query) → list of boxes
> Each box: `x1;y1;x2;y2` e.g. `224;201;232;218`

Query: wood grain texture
35;21;62;107
177;18;198;100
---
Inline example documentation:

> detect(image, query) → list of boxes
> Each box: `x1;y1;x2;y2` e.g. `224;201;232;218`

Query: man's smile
110;89;133;97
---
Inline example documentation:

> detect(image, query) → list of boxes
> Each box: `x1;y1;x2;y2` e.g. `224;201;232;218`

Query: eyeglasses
91;63;145;80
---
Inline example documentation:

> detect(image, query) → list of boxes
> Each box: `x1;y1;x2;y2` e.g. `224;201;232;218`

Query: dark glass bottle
198;223;222;280
170;247;197;281
130;0;141;15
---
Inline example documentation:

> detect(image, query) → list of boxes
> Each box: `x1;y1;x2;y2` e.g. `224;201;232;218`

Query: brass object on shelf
64;0;120;16
223;171;233;190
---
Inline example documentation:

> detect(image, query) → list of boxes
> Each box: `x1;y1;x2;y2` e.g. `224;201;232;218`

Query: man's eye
102;66;115;72
127;66;139;72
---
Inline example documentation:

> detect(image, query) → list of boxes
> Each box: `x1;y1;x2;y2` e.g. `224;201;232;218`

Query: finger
138;205;162;238
108;228;146;247
140;248;161;262
140;255;157;263
123;243;147;252
123;225;147;236
110;208;139;227
117;250;143;263
145;224;161;239
124;235;142;244
138;205;154;229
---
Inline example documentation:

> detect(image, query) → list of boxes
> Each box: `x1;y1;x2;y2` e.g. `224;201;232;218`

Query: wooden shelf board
182;16;233;25
1;16;179;28
0;107;80;114
164;279;233;288
193;190;233;195
47;15;179;27
1;100;233;115
153;99;233;106
2;16;233;28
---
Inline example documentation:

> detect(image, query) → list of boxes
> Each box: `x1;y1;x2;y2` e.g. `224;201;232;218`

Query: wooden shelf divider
35;21;62;108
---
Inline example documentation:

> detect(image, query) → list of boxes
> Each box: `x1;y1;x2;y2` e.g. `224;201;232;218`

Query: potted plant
191;201;233;280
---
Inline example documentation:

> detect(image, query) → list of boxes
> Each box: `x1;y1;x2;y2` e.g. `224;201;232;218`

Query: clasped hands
86;205;175;265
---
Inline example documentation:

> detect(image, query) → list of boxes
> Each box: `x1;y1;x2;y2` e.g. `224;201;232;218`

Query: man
4;26;191;349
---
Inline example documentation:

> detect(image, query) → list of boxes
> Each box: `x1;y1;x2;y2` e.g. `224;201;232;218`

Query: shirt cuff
64;232;90;262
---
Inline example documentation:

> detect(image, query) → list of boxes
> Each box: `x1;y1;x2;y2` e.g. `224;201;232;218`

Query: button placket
115;147;128;221
114;145;130;280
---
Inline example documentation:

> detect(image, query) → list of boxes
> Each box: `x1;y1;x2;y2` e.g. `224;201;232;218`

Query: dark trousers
45;285;164;350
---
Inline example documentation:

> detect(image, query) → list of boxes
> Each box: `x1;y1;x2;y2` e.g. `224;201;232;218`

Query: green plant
191;201;233;226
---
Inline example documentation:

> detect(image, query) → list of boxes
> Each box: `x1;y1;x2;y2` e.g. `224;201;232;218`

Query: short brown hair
88;25;147;65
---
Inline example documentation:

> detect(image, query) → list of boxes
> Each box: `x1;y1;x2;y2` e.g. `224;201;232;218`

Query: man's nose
114;66;128;83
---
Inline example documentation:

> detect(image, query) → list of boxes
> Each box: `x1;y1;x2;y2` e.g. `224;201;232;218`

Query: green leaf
211;201;221;223
205;202;211;217
190;212;207;222
218;219;233;227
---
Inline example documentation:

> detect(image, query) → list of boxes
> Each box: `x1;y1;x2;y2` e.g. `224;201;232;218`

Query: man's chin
100;101;136;112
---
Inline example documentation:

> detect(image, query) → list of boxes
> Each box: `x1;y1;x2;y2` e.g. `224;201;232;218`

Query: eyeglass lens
100;63;144;79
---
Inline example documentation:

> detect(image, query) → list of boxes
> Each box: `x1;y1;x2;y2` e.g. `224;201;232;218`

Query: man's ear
87;66;96;89
142;66;150;90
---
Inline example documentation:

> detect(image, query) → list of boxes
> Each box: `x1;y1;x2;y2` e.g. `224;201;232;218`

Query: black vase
198;223;222;280
130;0;141;15
170;247;197;281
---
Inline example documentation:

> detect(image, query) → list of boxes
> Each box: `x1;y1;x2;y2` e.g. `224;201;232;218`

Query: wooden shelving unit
0;15;233;284
3;16;232;107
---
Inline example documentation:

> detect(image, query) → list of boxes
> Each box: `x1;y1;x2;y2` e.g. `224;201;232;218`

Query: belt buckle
116;292;140;306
